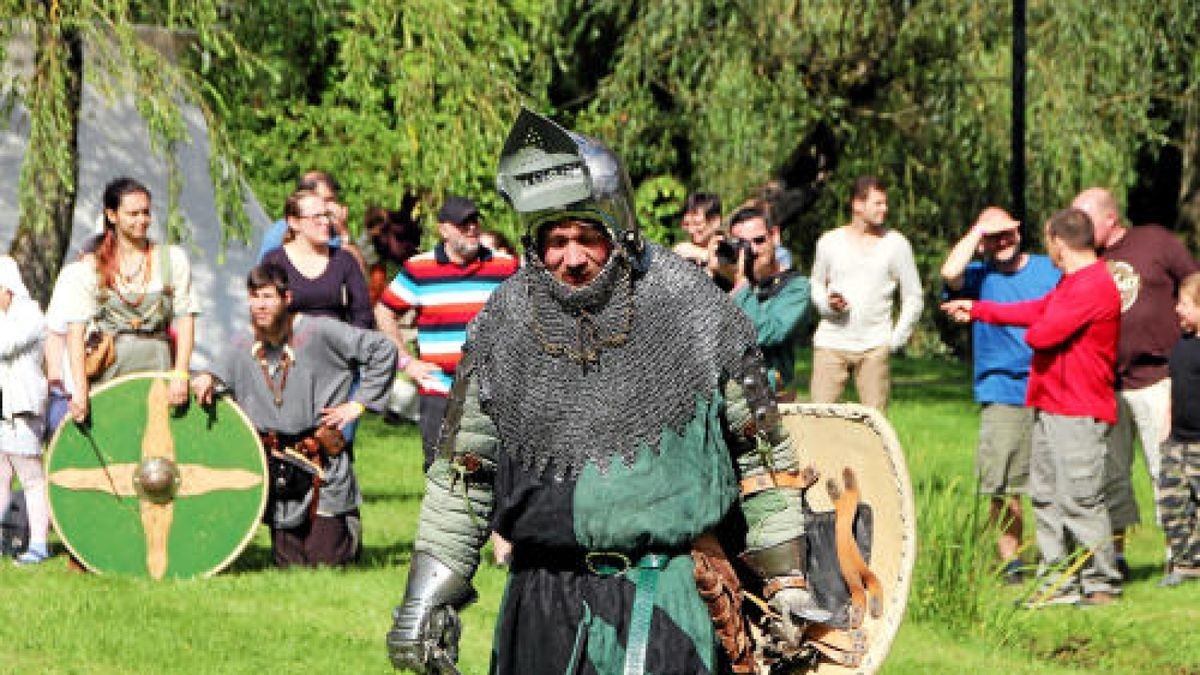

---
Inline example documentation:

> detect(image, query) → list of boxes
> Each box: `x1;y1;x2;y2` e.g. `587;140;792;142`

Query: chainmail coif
463;243;759;481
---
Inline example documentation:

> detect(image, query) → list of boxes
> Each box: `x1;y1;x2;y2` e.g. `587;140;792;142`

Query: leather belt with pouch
83;331;116;381
260;428;347;516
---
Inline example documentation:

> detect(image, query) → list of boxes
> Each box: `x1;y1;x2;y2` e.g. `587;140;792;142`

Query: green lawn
2;355;1197;673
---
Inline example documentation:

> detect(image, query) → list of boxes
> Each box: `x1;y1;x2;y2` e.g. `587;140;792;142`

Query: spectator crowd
3;165;1198;613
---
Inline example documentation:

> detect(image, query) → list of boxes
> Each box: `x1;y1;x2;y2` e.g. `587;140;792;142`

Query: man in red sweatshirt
942;207;1122;606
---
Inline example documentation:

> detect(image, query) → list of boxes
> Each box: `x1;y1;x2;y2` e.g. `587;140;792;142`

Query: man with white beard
373;195;518;470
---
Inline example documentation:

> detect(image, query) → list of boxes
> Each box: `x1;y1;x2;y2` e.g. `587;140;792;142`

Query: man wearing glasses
373;195;518;470
723;205;812;395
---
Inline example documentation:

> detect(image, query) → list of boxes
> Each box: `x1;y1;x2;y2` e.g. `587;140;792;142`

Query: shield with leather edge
755;403;916;675
46;372;267;579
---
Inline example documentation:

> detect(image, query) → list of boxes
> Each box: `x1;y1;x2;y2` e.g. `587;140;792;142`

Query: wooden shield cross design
46;372;267;579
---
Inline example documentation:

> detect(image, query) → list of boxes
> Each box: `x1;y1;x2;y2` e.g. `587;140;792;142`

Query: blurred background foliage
4;1;1199;353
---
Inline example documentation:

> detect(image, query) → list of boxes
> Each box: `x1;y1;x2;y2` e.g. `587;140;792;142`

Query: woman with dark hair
62;177;200;422
361;205;421;305
261;189;373;328
480;228;518;259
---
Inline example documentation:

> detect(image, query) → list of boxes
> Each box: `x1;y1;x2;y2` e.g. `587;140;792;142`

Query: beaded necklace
252;339;295;407
112;246;152;309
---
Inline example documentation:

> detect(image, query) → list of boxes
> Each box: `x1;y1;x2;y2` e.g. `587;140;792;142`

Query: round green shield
47;372;267;579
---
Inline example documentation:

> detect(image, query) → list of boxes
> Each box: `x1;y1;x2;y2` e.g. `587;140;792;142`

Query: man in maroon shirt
1073;187;1199;576
942;208;1123;605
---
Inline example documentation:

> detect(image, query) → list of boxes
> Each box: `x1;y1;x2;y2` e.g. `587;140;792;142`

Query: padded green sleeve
412;375;498;580
724;378;807;551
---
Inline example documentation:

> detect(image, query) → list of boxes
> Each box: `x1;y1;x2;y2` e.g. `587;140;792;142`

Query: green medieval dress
412;245;808;674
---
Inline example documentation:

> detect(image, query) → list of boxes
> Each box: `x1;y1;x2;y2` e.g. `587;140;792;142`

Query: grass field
2;354;1198;673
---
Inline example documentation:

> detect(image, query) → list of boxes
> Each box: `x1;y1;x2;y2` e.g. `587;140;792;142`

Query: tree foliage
0;1;260;302
213;0;553;243
550;0;1200;353
5;1;1198;351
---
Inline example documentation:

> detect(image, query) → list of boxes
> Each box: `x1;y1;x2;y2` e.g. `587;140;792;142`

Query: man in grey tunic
192;263;396;567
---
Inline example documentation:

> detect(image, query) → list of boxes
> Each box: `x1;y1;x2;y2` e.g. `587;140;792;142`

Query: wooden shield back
46;372;267;579
774;403;917;675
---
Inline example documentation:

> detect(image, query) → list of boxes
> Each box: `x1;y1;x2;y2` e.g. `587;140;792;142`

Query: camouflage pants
1158;439;1200;566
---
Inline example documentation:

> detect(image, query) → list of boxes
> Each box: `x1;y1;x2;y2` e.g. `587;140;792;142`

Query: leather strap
623;553;671;675
691;534;756;673
739;467;818;497
804;625;867;667
828;467;883;624
308;473;323;519
762;575;808;599
506;545;676;674
260;430;327;519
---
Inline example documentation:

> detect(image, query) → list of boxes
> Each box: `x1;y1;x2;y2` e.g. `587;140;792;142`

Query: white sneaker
13;547;49;566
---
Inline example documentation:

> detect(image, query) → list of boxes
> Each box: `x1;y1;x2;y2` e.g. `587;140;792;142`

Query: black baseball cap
437;195;480;225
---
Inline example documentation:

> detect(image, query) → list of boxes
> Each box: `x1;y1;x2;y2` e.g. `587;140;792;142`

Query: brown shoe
1079;591;1116;607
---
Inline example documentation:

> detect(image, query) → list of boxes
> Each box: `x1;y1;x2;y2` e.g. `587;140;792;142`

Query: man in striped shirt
374;195;518;469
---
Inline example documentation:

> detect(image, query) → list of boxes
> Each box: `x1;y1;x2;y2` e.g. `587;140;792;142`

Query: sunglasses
735;235;769;246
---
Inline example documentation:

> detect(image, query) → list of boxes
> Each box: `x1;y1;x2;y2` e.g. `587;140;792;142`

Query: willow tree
211;0;555;243
564;1;1199;248
540;0;1197;352
0;2;259;304
191;0;1198;317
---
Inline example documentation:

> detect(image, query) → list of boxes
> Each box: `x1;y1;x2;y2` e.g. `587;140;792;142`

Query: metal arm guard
726;354;831;632
387;551;477;673
741;536;809;581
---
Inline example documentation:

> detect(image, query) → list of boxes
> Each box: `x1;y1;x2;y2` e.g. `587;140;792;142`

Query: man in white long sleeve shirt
809;175;923;410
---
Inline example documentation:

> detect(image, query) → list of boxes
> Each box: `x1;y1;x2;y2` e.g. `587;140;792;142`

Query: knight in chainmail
386;109;825;674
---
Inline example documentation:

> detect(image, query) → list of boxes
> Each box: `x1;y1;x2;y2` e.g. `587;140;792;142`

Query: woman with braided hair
60;177;200;423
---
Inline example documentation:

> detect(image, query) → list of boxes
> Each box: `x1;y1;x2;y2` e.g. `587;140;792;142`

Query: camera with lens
714;236;757;285
714;237;750;265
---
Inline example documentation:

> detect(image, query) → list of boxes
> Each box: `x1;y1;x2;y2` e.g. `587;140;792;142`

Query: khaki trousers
810;345;891;411
1103;378;1171;531
1031;412;1121;595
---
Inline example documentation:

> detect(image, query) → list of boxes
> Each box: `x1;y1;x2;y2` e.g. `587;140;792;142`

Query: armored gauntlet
387;551;477;673
743;536;832;652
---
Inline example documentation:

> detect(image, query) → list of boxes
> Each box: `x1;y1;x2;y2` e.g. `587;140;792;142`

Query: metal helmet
496;108;640;258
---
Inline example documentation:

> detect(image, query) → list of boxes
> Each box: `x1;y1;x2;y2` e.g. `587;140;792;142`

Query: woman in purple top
262;188;374;329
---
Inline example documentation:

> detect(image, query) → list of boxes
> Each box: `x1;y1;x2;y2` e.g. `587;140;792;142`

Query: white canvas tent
0;32;272;369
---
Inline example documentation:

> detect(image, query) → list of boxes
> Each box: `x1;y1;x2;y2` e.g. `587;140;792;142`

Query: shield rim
46;371;268;578
777;402;917;675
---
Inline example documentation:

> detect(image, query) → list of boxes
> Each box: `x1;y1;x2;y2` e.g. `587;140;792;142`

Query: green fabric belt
587;551;673;675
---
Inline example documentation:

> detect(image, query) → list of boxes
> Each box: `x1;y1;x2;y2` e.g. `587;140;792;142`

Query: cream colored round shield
764;403;916;675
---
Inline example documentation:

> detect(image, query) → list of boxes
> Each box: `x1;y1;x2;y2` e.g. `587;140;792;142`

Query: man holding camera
723;206;812;393
191;263;396;568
